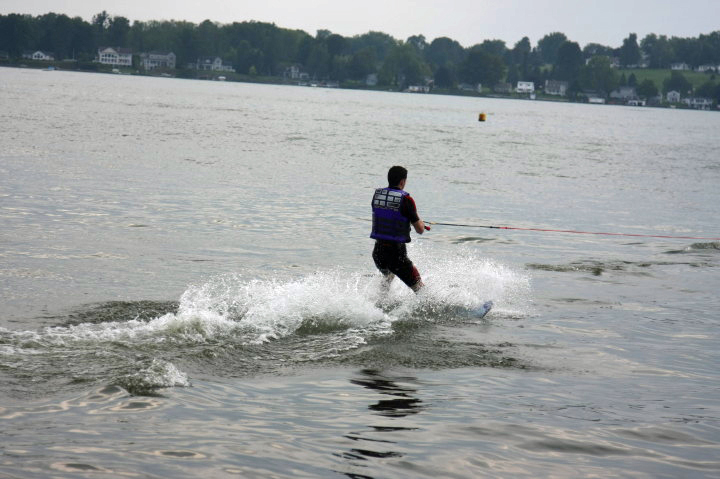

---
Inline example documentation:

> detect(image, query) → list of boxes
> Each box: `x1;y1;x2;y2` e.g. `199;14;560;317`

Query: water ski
474;301;494;318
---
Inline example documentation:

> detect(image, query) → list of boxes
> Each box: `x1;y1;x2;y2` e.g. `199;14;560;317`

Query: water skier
370;166;430;292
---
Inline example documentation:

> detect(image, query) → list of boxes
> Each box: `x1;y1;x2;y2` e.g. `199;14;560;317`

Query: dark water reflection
350;369;425;418
337;369;424;477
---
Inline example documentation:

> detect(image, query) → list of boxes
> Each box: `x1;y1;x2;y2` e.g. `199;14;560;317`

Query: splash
1;250;531;350
114;359;190;396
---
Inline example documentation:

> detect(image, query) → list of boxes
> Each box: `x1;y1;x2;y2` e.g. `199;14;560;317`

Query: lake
1;67;719;478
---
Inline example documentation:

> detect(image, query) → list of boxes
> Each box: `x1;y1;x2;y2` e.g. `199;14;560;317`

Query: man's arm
412;219;430;234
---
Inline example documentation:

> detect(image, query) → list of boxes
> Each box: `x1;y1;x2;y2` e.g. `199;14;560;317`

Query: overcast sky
2;0;718;48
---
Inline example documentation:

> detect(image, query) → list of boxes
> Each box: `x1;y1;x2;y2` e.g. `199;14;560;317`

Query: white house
666;90;681;103
366;73;378;86
406;85;430;93
545;80;569;96
284;65;309;81
516;81;535;93
140;51;176;70
188;57;235;72
98;47;132;66
610;86;638;101
682;97;714;110
671;62;690;71
695;64;718;73
23;50;54;61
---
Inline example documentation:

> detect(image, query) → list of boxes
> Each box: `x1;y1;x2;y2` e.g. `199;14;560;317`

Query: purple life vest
370;187;411;243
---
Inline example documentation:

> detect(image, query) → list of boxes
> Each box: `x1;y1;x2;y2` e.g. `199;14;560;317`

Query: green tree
460;47;506;87
108;16;130;46
306;42;330;78
695;80;717;98
379;42;430;87
582;43;614;61
641;33;674;68
476;39;507;58
537;32;568;64
554;41;582;81
636;79;658;99
348;47;377;79
579;56;618;94
326;33;348;57
434;63;458;88
512;36;532;78
406;34;427;54
619;33;641;67
663;71;692;94
349;31;397;64
425;37;464;68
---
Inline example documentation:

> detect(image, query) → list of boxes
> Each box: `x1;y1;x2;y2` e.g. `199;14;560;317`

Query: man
370;166;430;292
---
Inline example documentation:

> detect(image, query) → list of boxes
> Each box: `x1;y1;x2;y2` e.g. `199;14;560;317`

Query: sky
2;0;719;48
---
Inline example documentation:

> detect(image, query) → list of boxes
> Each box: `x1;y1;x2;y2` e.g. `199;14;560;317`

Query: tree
379;42;430;87
619;33;641;67
641;33;674;68
348;47;377;79
628;73;637;87
475;39;507;58
579;56;618;94
636;79;658;99
460;47;506;87
434;63;458;88
583;43;614;62
663;71;692;94
349;31;397;64
554;41;582;81
406;34;427;53
425;36;465;71
107;16;130;46
326;33;348;57
695;80;717;98
537;32;568;64
512;36;532;78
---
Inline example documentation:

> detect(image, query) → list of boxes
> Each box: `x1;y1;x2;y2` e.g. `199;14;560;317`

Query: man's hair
387;166;408;187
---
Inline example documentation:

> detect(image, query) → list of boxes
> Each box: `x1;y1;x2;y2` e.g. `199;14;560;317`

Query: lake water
1;67;719;478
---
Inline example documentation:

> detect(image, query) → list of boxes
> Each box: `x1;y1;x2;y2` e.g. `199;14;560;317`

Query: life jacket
370;187;411;243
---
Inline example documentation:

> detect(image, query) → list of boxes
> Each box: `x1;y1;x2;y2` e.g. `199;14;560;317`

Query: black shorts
372;241;421;287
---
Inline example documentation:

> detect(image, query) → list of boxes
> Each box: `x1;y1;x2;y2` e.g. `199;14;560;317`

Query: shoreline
2;62;716;112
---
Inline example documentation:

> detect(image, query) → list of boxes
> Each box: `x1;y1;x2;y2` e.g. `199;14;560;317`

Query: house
610;86;637;100
188;57;235;72
139;51;176;70
671;62;690;71
366;73;378;86
459;83;482;93
406;85;430;93
22;50;55;61
581;90;606;104
695;64;718;73
516;81;535;93
545;80;569;96
494;82;512;93
284;65;310;81
666;90;681;103
682;97;714;110
97;47;132;66
626;99;646;106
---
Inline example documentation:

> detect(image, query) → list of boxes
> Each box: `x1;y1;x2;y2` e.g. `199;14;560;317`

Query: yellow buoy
478;112;487;122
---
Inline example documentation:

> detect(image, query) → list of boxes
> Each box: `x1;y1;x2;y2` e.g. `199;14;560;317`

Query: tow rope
424;221;720;241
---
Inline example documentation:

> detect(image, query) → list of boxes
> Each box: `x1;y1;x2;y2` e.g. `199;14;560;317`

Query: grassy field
622;68;716;90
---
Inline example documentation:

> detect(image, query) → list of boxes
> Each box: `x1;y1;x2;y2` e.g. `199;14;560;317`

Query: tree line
2;11;720;99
